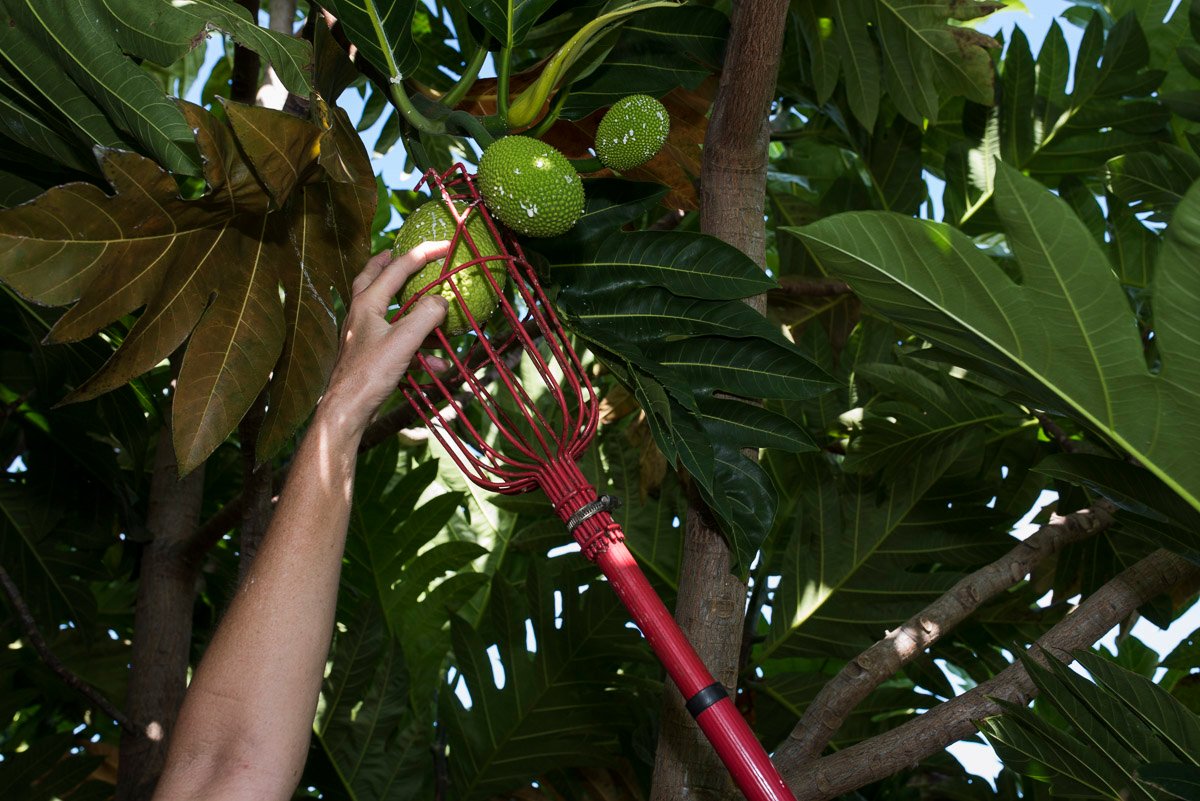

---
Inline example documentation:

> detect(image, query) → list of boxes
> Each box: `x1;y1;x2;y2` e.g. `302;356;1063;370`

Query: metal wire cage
390;162;598;495
388;164;796;801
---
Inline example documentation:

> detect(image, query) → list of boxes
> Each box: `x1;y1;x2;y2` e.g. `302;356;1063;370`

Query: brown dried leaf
0;100;374;473
539;79;714;209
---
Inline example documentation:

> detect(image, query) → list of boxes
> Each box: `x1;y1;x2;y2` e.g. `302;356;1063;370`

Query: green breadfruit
594;94;670;172
393;200;506;336
477;136;585;237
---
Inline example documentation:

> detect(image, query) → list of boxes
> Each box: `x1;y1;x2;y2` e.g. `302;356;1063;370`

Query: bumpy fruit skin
393;200;505;336
594;94;669;172
477;136;585;238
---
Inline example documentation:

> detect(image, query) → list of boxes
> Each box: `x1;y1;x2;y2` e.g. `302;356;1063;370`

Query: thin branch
777;547;1200;801
230;0;262;104
649;209;686;231
773;500;1116;767
0;563;135;734
1035;412;1077;453
771;277;854;298
236;391;273;582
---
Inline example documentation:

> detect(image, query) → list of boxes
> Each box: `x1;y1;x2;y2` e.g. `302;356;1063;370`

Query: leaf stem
569;155;604;173
523;89;571;139
441;38;491;110
389;80;446;135
496;47;512;126
446;111;495;148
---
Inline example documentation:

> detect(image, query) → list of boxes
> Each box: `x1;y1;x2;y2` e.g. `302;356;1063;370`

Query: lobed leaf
0;102;374;474
789;163;1200;517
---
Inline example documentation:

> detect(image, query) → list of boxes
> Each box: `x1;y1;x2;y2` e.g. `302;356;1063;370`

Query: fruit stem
568;155;604;173
441;38;491;110
390;80;446;136
523;89;570;138
497;46;512;126
446;111;495;148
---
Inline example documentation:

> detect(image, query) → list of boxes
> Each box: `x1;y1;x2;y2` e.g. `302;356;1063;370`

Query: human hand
320;242;451;435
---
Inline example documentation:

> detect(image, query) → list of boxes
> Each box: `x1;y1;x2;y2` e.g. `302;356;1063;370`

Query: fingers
351;250;394;297
385;294;448;364
356;241;452;314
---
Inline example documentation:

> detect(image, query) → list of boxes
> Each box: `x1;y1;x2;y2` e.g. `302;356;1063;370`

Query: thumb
386;294;448;362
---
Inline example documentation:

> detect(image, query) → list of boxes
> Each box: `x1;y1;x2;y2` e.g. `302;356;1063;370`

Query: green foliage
3;2;1200;801
443;565;649;800
982;650;1200;800
785;0;999;131
789;164;1200;525
549;228;833;567
0;0;310;183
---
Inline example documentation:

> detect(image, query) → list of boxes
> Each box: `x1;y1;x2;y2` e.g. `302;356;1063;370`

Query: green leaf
444;567;646;800
316;599;431;801
846;362;1024;478
833;0;880;130
982;649;1200;800
758;440;994;661
1076;651;1200;765
532;178;667;260
549;231;776;300
3;0;303;177
1139;762;1200;799
1107;146;1200;223
322;0;420;82
105;0;313;96
1033;453;1200;532
460;0;556;47
696;397;816;454
560;5;727;118
985;701;1137;799
0;484;88;626
788;163;1200;517
0;732;103;801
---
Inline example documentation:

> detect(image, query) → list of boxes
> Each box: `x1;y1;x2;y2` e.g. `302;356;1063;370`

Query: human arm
151;243;451;801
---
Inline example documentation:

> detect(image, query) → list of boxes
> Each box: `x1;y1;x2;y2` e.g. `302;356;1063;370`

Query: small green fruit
594;94;669;172
477;136;585;238
393;200;505;336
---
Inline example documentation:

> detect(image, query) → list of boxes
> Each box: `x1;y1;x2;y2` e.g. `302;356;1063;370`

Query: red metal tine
392;165;796;801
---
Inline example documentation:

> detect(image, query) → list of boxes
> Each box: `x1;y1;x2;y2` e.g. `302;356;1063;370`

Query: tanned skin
152;242;452;801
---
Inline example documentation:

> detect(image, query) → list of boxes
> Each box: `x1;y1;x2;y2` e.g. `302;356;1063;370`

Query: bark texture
116;427;206;801
774;500;1117;766
236;394;274;582
777;548;1200;801
649;3;790;799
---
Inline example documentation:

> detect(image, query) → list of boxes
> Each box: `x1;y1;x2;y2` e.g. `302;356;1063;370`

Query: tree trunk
116;427;206;801
118;23;264;797
236;394;273;582
649;2;790;799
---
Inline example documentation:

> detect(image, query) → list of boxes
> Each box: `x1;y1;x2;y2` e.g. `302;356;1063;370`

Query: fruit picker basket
389;163;796;801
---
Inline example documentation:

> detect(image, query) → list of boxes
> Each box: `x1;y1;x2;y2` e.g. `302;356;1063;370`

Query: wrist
310;395;369;449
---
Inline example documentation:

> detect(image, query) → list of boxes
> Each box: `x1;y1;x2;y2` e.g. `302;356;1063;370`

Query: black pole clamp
565;494;621;533
685;682;729;718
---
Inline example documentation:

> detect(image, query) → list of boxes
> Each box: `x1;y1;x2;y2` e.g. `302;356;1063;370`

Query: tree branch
0;563;135;734
777;547;1200;801
773;500;1116;767
230;0;262;104
1035;412;1077;454
770;277;854;298
236;391;273;582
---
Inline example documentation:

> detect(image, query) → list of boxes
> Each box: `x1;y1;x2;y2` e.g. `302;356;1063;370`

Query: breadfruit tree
0;2;1197;801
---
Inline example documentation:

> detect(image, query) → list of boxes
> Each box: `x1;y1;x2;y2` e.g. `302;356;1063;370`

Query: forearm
155;407;362;800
